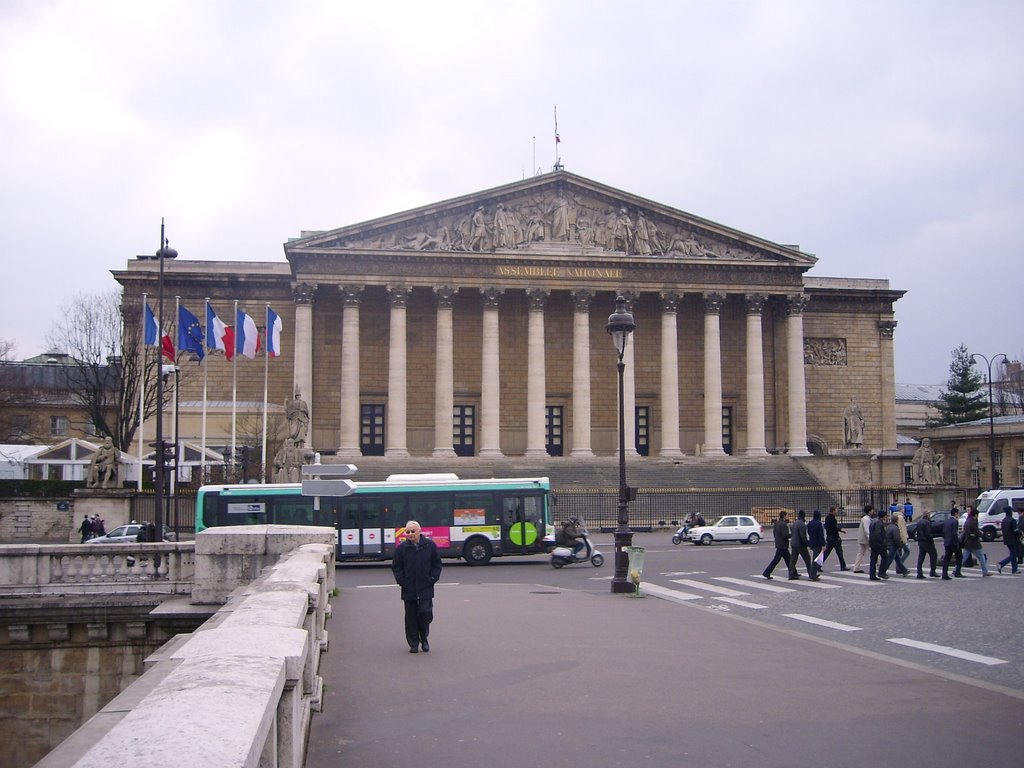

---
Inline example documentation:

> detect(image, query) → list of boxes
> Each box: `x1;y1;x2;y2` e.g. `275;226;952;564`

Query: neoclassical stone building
115;171;904;464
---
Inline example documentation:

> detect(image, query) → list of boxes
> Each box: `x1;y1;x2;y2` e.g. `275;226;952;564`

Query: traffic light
159;440;176;479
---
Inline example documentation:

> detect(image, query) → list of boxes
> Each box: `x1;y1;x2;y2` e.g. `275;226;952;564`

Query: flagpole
261;303;270;483
201;298;210;485
231;299;238;476
138;293;147;491
171;296;180;500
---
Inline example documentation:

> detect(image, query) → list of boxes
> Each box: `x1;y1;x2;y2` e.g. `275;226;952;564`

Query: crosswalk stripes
714;576;795;593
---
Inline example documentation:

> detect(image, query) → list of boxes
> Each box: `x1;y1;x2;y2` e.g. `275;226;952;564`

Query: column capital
878;319;898;339
434;285;457;308
481;286;504;310
387;284;412;308
292;282;317;305
571;289;594;312
527;288;550;311
744;293;768;314
786;293;809;315
702;291;726;314
339;285;363;307
660;291;682;313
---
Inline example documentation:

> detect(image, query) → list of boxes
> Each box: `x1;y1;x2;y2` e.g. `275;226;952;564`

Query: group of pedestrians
803;503;1022;581
77;514;106;542
763;507;849;580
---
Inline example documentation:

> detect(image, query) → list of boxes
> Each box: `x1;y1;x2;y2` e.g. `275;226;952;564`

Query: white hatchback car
685;515;762;545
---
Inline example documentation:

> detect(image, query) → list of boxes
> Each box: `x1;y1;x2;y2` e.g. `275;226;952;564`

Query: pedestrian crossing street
597;568;1013;667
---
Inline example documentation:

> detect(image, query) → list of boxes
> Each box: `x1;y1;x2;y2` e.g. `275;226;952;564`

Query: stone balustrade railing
32;525;338;768
0;542;195;595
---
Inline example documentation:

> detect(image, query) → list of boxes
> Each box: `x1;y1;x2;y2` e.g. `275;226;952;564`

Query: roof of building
895;383;945;403
928;414;1024;431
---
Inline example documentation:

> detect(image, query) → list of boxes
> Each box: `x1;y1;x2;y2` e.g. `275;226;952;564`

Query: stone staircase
330;454;823;491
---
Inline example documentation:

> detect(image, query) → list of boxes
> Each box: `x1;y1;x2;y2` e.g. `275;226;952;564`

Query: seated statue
86;436;120;489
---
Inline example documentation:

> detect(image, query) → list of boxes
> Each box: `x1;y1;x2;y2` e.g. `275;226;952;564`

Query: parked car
906;510;955;540
686;515;762;545
87;524;174;543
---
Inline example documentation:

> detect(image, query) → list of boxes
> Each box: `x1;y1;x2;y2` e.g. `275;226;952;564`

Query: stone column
570;290;594;457
385;285;411;457
744;294;769;456
525;289;549;458
432;287;457;458
878;319;898;452
292;282;316;442
479;287;504;458
786;294;811;456
621;292;639;458
702;292;726;457
659;292;683;458
337;286;362;458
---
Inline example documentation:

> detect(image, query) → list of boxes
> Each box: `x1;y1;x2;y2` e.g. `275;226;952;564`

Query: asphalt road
307;532;1024;768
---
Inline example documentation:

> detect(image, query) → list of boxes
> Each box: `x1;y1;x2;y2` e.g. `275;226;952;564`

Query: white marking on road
356;584;398;588
660;571;707;577
783;578;841;589
716;597;767;609
718;576;796;593
888;638;1007;666
783;614;862;632
818;573;883;585
640;583;704;602
671;579;749;597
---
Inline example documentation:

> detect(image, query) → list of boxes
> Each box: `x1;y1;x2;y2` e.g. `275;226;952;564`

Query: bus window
274;499;315;525
453;492;495;525
408;493;450;528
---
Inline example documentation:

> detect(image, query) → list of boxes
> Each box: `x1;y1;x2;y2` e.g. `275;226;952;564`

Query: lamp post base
610;527;634;593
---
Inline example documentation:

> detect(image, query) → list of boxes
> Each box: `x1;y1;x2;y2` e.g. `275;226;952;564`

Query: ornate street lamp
971;352;1007;490
606;295;636;594
141;220;178;541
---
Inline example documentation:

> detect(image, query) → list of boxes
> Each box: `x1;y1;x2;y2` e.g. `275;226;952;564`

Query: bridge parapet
0;542;194;596
33;525;338;768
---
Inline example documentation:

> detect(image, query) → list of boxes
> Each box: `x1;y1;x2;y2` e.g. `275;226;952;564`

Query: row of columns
292;285;812;459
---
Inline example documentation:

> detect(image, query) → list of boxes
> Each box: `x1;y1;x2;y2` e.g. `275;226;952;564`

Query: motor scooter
671;524;689;545
550;529;604;568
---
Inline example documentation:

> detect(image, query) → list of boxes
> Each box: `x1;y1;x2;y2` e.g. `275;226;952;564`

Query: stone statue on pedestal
86;436;120;489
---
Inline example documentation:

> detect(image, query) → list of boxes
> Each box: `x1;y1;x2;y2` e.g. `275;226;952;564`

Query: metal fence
552;486;976;532
130;488;196;537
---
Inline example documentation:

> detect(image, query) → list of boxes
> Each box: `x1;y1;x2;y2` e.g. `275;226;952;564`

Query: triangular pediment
287;171;816;267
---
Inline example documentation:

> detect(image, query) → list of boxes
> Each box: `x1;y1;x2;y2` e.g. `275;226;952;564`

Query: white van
967;489;1024;541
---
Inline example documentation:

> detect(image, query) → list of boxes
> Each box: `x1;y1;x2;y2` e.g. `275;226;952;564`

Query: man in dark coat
869;509;890;581
997;509;1019;574
822;507;848;571
392;520;443;653
807;510;826;579
941;510;963;579
789;510;817;580
762;511;791;580
915;510;939;578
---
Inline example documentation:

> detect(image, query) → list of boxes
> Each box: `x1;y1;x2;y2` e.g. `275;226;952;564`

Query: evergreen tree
930;344;988;425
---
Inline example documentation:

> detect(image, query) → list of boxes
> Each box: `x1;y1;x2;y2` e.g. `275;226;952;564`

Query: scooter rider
559;516;586;557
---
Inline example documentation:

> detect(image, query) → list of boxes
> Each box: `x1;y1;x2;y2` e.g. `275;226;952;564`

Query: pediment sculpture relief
335;191;761;261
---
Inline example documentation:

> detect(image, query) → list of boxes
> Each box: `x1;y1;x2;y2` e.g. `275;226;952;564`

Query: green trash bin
626;546;646;597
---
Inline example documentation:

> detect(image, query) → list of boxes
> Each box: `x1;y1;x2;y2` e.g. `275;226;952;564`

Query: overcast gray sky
2;0;1021;384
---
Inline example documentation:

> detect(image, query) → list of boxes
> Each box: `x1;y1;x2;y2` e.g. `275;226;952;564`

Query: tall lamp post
146;220;177;541
970;352;1007;491
606;296;636;594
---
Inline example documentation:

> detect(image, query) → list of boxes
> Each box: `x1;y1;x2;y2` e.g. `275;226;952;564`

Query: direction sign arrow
301;479;357;497
301;464;358;477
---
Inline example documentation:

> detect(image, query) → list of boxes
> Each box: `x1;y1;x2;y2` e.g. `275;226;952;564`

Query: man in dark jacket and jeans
869;509;890;581
789;510;817;580
392;520;443;653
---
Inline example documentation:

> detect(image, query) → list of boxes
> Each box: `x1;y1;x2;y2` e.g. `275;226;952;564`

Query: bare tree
0;338;14;361
46;290;162;452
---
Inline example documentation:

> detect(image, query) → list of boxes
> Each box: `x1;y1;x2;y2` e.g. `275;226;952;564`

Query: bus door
338;498;385;557
501;494;543;554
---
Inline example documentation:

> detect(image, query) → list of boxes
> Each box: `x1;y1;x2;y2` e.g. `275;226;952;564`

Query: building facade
114;171;905;465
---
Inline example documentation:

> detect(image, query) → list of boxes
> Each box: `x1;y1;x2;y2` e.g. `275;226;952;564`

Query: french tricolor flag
266;306;282;358
236;308;261;359
206;303;234;361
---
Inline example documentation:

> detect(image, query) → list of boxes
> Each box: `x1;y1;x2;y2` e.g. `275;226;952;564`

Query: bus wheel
463;538;493;566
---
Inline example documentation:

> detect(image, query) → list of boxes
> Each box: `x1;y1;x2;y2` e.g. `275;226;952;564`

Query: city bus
195;474;555;565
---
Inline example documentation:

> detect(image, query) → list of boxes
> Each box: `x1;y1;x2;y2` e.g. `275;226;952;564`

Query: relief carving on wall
334;190;763;261
804;337;847;366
